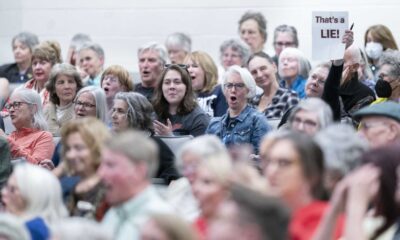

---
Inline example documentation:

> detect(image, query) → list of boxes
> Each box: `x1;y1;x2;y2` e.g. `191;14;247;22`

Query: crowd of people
0;9;399;240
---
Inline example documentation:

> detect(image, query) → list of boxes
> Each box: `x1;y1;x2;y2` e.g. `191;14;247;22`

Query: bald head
344;44;361;66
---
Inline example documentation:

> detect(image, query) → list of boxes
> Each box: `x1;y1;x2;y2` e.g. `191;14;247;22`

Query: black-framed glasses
73;101;96;109
223;83;246;90
164;64;188;69
4;101;30;110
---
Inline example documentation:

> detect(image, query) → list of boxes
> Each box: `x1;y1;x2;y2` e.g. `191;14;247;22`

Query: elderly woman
165;32;191;64
206;65;270;154
166;135;228;221
373;49;400;101
153;64;210;137
1;163;68;240
287;98;333;136
315;123;368;196
192;151;233;239
111;92;179;184
0;31;39;84
74;86;108;123
364;24;398;77
60;117;111;220
272;25;299;66
44;63;83;136
100;65;134;113
0;88;54;164
260;131;342;240
22;40;62;107
238;11;267;53
248;52;299;119
278;47;311;99
184;51;228;117
220;39;250;71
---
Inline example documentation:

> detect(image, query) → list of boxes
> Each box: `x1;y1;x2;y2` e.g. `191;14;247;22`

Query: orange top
8;128;54;164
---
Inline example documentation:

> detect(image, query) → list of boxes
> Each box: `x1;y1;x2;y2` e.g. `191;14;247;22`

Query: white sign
312;11;349;61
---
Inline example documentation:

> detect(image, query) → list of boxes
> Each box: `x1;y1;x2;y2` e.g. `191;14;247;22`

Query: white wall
1;0;400;73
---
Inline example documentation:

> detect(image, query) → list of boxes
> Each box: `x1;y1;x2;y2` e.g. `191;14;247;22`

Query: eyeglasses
164;64;188;69
4;101;30;110
291;117;318;129
73;101;95;109
223;83;246;90
274;41;295;47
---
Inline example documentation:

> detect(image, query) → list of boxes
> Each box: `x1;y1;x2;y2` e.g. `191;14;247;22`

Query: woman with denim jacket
206;65;270;154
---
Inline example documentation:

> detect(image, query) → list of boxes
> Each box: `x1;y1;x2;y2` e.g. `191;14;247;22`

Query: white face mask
365;42;383;60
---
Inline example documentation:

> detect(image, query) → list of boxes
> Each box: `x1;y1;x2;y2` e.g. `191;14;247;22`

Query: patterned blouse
250;87;299;119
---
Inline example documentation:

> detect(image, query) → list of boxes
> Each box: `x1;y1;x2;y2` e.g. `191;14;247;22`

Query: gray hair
279;47;311;79
223;65;257;99
106;131;159;178
13;163;68;223
78;42;105;60
47;63;83;105
238;11;267;43
114;92;154;131
379;49;400;78
12;31;39;52
220;39;251;66
289;98;333;130
315;123;368;176
176;134;228;174
50;217;112;240
273;25;299;47
165;32;192;53
0;214;30;240
138;41;168;66
75;86;108;123
12;88;48;131
69;33;91;51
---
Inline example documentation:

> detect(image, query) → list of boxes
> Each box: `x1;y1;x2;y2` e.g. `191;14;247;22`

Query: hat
353;101;400;122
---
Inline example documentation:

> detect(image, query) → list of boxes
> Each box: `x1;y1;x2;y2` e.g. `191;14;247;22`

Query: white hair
14;163;68;224
223;65;257;99
138;41;169;66
74;86;108;123
12;88;48;130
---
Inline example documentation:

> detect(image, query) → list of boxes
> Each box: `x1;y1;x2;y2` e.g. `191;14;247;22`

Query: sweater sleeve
8;131;55;164
321;63;343;121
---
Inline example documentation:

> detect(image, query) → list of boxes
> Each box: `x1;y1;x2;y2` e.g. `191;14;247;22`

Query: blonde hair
184;51;218;93
61;117;111;175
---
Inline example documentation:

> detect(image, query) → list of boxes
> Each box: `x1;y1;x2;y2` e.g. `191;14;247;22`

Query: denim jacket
206;105;271;154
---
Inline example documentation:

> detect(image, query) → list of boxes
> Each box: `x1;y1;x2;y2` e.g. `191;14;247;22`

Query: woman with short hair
206;65;270;154
1;163;68;240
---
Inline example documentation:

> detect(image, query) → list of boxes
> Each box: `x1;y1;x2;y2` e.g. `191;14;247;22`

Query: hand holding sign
312;11;349;61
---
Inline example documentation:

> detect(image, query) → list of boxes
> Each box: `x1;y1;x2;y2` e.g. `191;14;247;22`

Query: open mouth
103;87;109;93
230;96;237;102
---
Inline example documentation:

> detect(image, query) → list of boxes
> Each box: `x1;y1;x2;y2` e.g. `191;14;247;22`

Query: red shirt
8;128;54;164
290;201;344;240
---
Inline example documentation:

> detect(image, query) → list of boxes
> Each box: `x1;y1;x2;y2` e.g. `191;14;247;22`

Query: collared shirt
102;185;173;240
85;73;102;87
8;127;55;164
206;105;271;154
280;76;307;99
250;87;299;119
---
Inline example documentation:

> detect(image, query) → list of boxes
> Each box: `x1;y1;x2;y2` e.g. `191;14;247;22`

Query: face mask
375;78;392;98
365;42;383;60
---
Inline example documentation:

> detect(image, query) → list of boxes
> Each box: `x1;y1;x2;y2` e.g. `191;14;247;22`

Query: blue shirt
280;76;307;99
206;105;271;154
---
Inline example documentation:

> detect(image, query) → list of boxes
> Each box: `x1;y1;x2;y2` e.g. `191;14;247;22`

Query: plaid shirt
250;87;299;119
